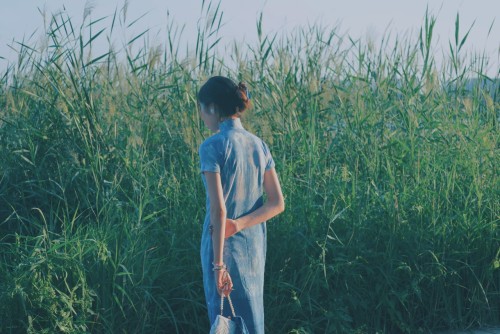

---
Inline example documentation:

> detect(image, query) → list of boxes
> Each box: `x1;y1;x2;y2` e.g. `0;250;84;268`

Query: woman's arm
204;171;233;295
204;172;226;264
225;168;284;238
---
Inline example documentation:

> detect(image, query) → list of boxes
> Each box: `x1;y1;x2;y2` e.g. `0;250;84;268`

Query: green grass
0;3;499;333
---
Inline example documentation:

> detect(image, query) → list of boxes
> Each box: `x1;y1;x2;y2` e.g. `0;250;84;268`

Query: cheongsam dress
199;118;275;334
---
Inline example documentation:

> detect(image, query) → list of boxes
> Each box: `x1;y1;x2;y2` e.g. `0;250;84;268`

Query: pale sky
1;0;499;76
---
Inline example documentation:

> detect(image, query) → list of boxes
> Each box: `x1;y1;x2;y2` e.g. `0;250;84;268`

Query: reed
0;2;498;333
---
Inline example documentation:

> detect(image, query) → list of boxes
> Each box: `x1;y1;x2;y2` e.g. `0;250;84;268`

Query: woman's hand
215;269;233;297
225;218;241;238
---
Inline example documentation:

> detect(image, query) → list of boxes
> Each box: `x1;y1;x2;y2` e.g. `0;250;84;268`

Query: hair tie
237;83;251;100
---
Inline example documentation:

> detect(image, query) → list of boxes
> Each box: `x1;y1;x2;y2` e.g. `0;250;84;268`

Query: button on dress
199;118;275;334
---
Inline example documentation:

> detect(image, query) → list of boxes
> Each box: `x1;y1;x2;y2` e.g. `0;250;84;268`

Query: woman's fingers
216;270;233;296
223;271;233;295
224;219;232;238
222;276;233;296
225;219;238;238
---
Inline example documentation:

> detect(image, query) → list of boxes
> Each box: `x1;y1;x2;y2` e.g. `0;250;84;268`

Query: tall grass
0;3;499;333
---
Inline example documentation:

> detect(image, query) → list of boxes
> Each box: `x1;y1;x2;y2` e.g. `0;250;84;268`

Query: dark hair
197;76;250;118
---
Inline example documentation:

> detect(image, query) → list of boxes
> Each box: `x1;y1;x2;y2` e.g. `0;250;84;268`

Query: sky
0;0;499;76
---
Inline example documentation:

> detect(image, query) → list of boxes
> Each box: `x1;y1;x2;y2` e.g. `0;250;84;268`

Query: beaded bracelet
212;262;227;271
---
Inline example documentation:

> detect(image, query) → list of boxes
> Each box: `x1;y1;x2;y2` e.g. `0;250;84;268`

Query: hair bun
237;82;250;101
234;81;251;113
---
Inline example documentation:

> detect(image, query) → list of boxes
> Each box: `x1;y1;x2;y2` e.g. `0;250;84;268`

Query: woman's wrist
212;262;227;271
235;218;244;232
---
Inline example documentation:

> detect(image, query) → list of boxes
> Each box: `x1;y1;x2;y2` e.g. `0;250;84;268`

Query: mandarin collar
219;118;244;132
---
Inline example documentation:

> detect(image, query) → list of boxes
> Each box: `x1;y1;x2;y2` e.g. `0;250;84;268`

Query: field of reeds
0;2;499;333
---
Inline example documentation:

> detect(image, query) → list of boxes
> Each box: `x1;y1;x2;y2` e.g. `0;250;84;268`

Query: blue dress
199;118;275;334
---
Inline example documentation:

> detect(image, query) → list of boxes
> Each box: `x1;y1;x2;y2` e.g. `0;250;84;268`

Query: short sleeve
199;140;222;173
263;141;275;171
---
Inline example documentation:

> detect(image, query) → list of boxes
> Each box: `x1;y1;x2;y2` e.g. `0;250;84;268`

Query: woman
198;76;285;333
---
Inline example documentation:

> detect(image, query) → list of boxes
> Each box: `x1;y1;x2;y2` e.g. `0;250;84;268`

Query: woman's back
200;118;274;220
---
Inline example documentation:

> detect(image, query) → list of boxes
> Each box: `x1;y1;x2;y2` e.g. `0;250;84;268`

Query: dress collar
219;118;244;132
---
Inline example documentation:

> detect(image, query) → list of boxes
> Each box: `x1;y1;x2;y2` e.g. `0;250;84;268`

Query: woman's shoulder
199;132;228;153
244;130;271;150
201;132;222;145
236;127;263;142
